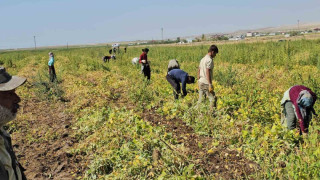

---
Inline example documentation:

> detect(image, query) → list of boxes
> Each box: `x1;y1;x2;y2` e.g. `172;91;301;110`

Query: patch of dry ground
142;108;258;179
11;97;87;179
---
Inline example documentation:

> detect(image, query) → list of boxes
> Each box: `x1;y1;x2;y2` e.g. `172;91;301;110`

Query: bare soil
11;98;87;179
142;108;258;179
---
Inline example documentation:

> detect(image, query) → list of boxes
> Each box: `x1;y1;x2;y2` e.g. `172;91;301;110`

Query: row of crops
1;39;320;179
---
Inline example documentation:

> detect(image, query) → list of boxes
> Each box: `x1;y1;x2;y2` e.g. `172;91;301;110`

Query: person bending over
281;85;317;135
167;59;180;72
166;69;195;100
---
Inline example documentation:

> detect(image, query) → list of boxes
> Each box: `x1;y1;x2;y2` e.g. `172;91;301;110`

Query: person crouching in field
102;56;111;63
132;57;139;65
0;67;27;180
281;85;317;135
167;59;180;72
48;52;56;82
197;45;218;109
139;48;151;80
102;55;116;63
166;69;195;100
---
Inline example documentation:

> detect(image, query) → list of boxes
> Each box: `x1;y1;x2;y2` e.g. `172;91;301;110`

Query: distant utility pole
33;36;37;49
161;28;163;41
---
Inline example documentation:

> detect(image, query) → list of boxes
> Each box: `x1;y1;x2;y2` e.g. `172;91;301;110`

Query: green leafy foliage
2;39;320;179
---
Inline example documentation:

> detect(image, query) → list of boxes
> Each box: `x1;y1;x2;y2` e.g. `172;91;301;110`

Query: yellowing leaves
207;149;215;154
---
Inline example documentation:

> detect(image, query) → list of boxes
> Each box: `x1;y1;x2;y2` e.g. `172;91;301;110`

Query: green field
1;39;320;179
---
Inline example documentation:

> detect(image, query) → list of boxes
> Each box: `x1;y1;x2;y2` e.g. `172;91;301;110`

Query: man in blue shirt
166;69;195;100
48;52;56;82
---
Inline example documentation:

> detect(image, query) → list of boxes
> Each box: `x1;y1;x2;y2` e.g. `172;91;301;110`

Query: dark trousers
166;74;180;99
143;64;151;80
49;65;56;82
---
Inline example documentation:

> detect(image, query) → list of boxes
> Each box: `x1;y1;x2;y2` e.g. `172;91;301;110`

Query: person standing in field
281;85;317;135
167;59;180;72
112;47;117;54
124;47;127;53
0;67;27;180
139;48;151;80
197;45;218;108
48;52;56;82
166;69;195;100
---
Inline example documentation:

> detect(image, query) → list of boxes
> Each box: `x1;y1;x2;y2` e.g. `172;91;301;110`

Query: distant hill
227;22;320;36
183;22;320;39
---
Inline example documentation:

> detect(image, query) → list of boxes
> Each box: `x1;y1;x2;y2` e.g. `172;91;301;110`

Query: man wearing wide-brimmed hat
0;67;27;180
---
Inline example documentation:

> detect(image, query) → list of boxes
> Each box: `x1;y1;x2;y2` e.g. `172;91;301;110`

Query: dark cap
0;67;26;91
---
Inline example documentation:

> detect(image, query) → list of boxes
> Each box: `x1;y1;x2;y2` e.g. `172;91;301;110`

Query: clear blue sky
1;0;319;49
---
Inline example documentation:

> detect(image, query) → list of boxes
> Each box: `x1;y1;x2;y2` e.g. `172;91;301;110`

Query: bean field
1;39;320;179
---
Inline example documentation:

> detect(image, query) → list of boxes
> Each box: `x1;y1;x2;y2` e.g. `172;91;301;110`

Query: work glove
209;84;214;94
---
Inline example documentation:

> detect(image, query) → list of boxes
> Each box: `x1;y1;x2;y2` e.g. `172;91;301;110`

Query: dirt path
142;108;258;179
11;98;87;179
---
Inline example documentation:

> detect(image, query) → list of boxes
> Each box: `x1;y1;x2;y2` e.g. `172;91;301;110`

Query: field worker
139;48;151;80
132;57;139;65
166;69;195;100
167;59;180;72
124;47;127;53
0;67;27;180
281;85;317;135
197;45;218;108
112;47;117;54
102;56;112;63
109;49;112;55
48;52;56;82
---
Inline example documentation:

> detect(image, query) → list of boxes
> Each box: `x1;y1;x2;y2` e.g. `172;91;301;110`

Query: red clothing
139;52;148;64
289;85;317;133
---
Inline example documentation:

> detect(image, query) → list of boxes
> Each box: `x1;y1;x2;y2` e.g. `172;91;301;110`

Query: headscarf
297;90;315;121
